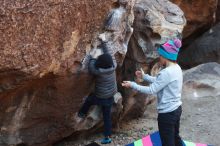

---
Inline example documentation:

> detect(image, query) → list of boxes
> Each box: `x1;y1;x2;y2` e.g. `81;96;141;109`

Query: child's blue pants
78;95;114;137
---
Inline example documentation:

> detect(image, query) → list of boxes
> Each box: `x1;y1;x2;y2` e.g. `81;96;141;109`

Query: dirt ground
56;95;220;146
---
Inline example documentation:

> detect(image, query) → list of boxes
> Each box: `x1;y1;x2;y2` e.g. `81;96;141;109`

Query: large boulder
0;0;110;75
217;0;220;23
182;62;220;99
178;23;220;68
0;0;135;145
171;0;218;39
127;0;185;65
119;0;186;119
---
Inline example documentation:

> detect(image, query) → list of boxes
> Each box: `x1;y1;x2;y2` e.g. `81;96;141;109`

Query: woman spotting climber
122;39;184;146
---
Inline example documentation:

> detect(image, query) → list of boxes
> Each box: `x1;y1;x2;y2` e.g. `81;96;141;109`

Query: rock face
171;0;218;39
126;0;185;65
0;0;110;75
178;23;220;68
119;0;186;119
0;0;185;145
182;62;220;99
217;0;220;23
166;0;220;69
133;0;185;47
0;0;135;145
0;73;93;146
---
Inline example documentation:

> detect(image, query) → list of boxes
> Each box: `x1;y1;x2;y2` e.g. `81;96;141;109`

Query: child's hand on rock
90;49;103;59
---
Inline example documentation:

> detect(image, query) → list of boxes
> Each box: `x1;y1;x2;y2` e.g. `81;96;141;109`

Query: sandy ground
56;95;220;146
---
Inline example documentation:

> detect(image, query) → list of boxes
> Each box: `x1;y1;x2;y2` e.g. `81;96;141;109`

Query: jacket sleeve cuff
130;81;137;89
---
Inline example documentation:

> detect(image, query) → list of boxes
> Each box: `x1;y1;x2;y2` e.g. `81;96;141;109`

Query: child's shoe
100;137;112;144
78;112;85;118
74;112;85;123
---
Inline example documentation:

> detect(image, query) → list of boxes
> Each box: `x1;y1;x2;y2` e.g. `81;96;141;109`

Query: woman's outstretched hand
135;71;142;79
121;81;132;88
135;68;144;79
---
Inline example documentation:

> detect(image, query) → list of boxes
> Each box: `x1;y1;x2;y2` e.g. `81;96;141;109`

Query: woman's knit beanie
158;39;182;61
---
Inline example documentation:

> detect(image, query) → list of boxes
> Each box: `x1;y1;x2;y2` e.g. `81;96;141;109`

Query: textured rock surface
134;0;185;46
0;0;134;145
217;0;220;23
0;0;113;76
130;0;185;64
170;0;220;68
0;73;93;146
171;0;218;39
118;0;185;119
178;23;220;68
182;62;220;99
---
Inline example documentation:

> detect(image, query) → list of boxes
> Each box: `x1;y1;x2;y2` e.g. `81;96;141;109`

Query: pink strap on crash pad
142;136;153;146
196;143;207;146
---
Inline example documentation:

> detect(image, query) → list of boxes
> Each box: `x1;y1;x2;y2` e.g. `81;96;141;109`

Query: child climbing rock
122;39;183;146
75;44;117;144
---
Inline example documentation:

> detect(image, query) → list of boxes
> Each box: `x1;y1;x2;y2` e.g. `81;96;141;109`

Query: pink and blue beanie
158;39;182;61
